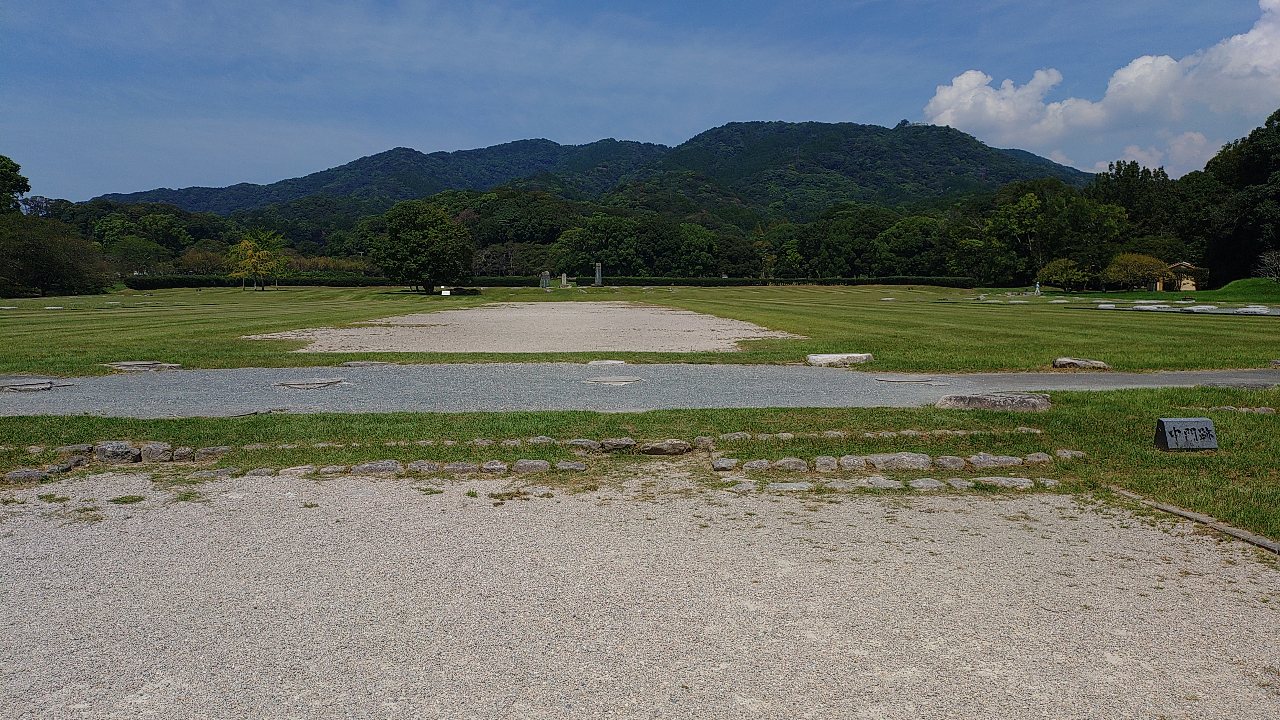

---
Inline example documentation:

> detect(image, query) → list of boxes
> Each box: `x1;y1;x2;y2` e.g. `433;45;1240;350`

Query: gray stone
1024;452;1054;464
25;445;43;454
567;439;602;452
55;444;94;455
317;465;348;475
279;465;316;476
351;460;404;475
470;438;494;447
194;446;232;461
694;436;716;450
946;478;974;489
407;460;441;473
140;442;173;462
638;439;692;456
601;437;637;452
712;458;740;471
242;443;269;451
814;456;839;472
245;468;275;476
1038;478;1060;488
512;459;551;473
95;441;140;463
867;476;904;489
718;432;752;442
909;478;945;490
1015;427;1044;434
555;461;587;472
807;353;873;366
934;455;967;470
936;393;1052;412
528;436;557;445
1055;449;1087;460
413;440;435;447
767;481;813;491
481;460;509;473
5;468;47;483
443;462;479;474
171;447;195;462
1053;357;1111;370
866;452;932;471
754;433;775;441
339;361;391;367
968;453;1024;469
838;455;867;471
47;455;88;474
975;476;1034;489
821;430;848;438
103;360;181;372
741;459;771;471
772;457;809;472
500;439;523;447
775;432;795;441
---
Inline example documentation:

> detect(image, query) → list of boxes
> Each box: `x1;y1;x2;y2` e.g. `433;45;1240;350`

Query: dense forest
2;112;1277;297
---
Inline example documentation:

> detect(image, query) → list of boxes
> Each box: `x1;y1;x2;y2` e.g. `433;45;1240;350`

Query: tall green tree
0;155;31;215
368;201;473;292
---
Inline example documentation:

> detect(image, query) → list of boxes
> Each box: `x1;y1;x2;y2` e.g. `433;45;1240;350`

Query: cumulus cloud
925;0;1280;176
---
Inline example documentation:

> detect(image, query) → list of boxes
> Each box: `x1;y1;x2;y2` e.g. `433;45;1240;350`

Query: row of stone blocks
712;449;1086;473
186;459;589;481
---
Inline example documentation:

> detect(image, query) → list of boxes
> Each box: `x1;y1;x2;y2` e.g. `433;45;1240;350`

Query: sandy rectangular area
247;301;799;353
2;467;1278;719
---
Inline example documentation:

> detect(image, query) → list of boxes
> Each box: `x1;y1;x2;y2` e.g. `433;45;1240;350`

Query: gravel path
246;301;799;353
2;470;1277;718
2;364;1278;418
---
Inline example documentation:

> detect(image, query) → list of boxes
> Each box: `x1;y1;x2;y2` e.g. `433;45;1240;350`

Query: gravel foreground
2;471;1278;719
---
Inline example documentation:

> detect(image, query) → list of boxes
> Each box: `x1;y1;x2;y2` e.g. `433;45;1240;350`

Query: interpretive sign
1154;418;1218;451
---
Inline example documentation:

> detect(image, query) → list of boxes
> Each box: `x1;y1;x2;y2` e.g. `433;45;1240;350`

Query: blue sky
2;1;1277;200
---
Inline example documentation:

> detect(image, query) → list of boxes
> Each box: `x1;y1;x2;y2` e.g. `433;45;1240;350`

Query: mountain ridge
97;121;1091;218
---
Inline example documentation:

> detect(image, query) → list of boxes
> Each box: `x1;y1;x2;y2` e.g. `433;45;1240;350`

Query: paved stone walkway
1;364;1277;418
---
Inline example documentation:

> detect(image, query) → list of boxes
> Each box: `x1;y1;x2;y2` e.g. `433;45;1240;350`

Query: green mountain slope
95;121;1091;219
99;139;670;215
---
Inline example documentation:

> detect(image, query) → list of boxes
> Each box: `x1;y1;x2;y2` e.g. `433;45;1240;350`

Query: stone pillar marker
594;262;602;286
539;271;550;289
560;273;569;288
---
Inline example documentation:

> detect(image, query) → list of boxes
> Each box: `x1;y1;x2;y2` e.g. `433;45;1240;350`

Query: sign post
1154;418;1218;451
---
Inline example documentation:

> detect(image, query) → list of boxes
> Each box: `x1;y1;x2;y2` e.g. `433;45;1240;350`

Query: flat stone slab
807;353;873;367
102;361;182;372
936;393;1052;412
275;378;344;390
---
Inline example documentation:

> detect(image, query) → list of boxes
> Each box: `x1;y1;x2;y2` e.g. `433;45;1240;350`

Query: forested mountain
644;121;1090;217
96;121;1088;219
99;139;670;215
10;110;1277;297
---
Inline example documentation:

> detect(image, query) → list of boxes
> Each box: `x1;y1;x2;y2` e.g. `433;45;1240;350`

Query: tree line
2;107;1277;296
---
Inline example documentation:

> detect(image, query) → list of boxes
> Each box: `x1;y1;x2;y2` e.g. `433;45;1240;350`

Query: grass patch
108;495;145;504
3;284;1279;375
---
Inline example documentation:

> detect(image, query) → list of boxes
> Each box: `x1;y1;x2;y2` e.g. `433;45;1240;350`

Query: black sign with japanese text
1155;418;1218;451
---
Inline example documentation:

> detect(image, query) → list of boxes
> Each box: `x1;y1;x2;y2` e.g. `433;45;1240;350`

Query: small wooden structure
1155;262;1205;292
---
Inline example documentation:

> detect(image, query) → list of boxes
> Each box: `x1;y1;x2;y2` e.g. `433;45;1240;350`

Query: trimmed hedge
123;273;392;290
124;274;978;291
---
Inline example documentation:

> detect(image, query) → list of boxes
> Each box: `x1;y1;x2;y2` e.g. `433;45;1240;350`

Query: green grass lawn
2;385;1277;540
2;283;1279;376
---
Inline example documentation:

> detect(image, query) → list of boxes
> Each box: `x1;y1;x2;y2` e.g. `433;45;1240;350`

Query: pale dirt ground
2;465;1278;719
246;301;799;353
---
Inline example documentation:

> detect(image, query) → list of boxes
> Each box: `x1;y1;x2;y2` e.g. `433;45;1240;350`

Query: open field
2;283;1280;376
4;385;1279;539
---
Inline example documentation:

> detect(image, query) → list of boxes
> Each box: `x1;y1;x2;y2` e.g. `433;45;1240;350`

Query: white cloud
924;0;1280;176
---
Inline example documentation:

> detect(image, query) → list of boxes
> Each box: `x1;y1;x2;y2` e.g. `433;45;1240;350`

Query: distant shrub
123;272;392;290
